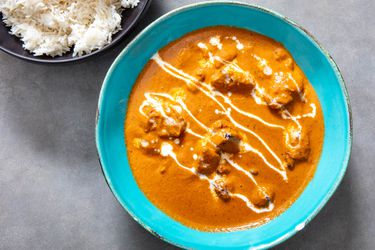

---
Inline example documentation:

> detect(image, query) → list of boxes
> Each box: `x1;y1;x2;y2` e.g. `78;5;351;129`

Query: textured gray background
0;0;373;249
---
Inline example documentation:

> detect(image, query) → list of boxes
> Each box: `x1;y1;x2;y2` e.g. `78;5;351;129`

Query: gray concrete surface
0;0;373;249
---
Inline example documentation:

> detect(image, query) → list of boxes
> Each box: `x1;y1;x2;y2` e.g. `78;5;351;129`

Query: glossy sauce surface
125;26;324;231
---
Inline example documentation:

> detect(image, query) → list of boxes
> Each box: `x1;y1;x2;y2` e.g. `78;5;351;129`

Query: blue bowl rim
96;1;353;249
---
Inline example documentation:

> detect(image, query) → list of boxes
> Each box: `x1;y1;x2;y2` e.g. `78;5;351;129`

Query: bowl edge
95;1;353;249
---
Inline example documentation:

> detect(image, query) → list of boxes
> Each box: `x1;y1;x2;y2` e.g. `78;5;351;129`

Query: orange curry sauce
125;26;324;231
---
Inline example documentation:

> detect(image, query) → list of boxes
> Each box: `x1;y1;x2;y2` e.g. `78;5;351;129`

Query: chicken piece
250;186;275;207
283;123;310;160
194;37;247;90
274;47;289;61
215;38;238;62
133;134;160;155
195;139;221;175
144;104;187;138
274;47;295;70
178;45;206;69
195;120;242;174
263;85;295;109
195;58;213;82
262;71;304;109
210;62;255;92
209;119;243;154
213;178;233;201
210;129;241;154
284;58;294;70
252;55;273;78
283;153;296;170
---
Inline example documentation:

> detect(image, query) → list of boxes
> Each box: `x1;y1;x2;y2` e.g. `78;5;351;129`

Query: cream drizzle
197;42;208;50
211;49;316;149
296;103;316;119
230;36;244;50
208;51;290;111
209;36;223;50
285;130;302;150
160;142;274;213
139;93;178;126
253;54;273;76
146;92;211;132
142;91;287;180
186;128;205;139
135;37;321;215
152;53;286;173
281;103;317;130
204;39;314;120
241;143;287;180
282;109;302;130
251;87;268;105
213;91;284;130
187;126;285;181
222;153;258;185
287;72;306;101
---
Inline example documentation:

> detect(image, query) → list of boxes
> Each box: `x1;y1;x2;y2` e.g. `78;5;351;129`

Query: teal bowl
96;2;352;249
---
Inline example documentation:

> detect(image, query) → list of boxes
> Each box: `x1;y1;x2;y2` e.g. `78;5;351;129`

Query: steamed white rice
0;0;140;57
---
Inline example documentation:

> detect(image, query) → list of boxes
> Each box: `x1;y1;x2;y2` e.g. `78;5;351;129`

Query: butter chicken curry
125;26;324;231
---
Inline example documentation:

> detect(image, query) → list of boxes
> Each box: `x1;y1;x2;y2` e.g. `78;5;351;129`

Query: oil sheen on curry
125;26;324;231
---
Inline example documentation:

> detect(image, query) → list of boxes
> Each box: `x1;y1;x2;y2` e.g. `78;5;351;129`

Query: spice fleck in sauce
125;26;324;231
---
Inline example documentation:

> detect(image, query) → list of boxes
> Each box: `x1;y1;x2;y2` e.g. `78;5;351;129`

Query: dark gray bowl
0;0;151;64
